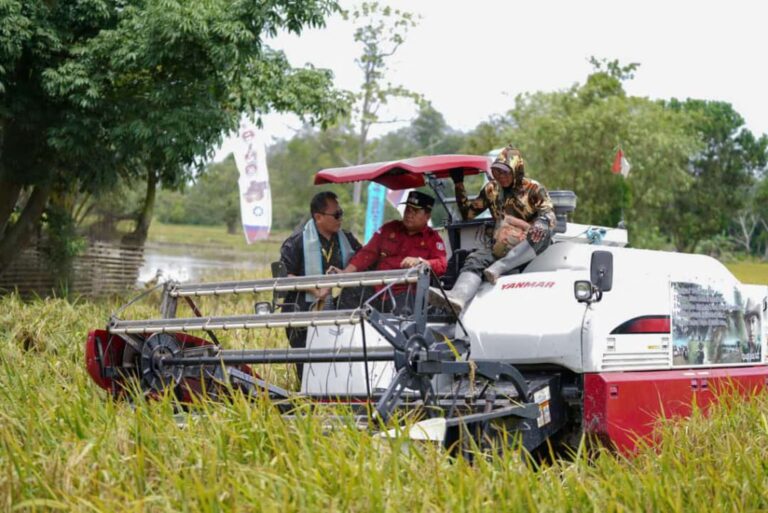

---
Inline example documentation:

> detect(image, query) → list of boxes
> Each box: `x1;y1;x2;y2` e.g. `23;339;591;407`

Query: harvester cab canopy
313;154;491;190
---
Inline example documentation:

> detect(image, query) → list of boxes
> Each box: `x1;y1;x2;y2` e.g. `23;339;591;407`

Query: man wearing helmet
429;146;556;314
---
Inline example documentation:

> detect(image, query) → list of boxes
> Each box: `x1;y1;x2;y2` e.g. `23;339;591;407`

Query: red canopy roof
313;155;491;190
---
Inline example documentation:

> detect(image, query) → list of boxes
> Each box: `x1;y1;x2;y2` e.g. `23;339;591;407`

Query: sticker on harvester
537;403;551;427
534;386;552;427
533;386;551;404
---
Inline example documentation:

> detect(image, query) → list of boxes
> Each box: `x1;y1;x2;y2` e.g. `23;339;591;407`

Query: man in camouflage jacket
429;146;556;314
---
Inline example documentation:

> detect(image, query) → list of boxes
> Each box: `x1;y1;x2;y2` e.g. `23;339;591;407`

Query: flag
385;188;412;216
233;119;272;243
612;148;631;178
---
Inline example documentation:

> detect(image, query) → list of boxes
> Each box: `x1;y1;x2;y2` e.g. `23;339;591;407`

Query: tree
344;2;421;204
371;103;464;161
499;59;700;248
0;0;347;273
268;127;359;231
663;99;768;252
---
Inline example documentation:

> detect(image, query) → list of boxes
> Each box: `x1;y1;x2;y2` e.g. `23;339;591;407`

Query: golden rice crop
2;288;768;512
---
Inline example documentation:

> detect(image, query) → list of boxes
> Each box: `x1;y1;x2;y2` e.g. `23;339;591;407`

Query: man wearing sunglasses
279;191;362;361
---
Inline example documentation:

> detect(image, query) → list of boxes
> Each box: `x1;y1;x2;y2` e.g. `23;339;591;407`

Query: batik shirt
455;178;557;228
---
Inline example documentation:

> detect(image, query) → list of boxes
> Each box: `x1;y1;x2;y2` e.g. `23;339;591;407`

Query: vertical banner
364;182;387;243
233;120;272;243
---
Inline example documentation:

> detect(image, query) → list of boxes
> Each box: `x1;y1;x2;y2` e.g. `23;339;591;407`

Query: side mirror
574;251;613;304
590;251;613;292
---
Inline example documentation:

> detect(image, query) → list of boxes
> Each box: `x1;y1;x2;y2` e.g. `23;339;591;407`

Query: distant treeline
158;62;768;259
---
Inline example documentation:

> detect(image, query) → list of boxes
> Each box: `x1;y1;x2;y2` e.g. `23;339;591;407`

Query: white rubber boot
483;240;537;285
428;272;482;316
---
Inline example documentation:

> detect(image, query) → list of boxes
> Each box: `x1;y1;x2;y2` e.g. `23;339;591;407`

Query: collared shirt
348;220;448;276
455;177;557;228
280;229;362;277
280;228;362;311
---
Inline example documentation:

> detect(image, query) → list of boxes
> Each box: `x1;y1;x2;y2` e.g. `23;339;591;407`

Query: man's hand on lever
327;264;356;274
400;257;428;269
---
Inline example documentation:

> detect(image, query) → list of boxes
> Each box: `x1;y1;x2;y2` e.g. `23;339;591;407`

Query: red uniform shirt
349;220;448;276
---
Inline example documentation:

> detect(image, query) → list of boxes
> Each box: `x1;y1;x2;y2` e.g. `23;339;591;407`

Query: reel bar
167;269;419;297
109;309;364;334
164;347;395;366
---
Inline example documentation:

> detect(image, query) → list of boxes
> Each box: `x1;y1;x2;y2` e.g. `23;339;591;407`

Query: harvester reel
140;333;183;393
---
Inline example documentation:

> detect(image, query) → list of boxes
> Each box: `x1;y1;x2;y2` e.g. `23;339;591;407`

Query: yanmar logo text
502;281;556;290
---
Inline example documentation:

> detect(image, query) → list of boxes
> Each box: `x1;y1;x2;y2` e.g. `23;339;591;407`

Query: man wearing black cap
429;146;556;315
337;190;447;290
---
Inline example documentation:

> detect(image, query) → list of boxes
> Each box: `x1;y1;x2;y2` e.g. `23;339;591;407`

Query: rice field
2;275;768;511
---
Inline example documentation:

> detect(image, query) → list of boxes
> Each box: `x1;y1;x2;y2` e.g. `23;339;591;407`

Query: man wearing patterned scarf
429;146;556;314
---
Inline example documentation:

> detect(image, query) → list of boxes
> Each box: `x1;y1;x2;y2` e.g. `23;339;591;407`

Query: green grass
148;221;291;251
726;261;768;284
3;291;768;511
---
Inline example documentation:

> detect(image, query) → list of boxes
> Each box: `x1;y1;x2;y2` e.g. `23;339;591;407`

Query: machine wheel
139;333;183;393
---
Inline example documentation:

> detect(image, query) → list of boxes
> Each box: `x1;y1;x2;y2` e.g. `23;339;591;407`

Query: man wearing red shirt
336;191;447;310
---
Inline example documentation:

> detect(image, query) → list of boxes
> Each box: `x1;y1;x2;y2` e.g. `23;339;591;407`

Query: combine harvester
86;155;768;455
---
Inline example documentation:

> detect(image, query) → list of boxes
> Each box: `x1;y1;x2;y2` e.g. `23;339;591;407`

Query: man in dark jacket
279;191;362;361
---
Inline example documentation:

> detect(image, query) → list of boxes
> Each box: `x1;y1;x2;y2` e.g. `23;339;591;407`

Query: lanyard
321;239;335;266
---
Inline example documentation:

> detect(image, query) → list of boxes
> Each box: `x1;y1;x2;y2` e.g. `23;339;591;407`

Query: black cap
402;190;434;211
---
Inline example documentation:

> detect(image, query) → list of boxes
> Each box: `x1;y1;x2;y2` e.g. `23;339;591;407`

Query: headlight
574;281;593;303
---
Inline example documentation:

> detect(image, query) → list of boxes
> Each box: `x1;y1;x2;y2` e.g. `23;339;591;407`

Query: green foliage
341;2;423;205
265;102;466;235
267;128;358;231
2;0;345;188
0;0;347;273
663;99;768;252
490;60;698;247
371;103;464;161
345;1;422;145
156;157;242;232
39;203;87;289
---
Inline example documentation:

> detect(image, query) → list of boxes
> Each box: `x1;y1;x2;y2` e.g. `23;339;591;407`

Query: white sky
214;0;768;161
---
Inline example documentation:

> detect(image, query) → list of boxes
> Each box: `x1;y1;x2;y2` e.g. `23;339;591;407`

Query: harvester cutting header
86;153;768;455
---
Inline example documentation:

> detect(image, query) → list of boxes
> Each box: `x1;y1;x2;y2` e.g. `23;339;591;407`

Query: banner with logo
233;120;272;243
364;182;387;243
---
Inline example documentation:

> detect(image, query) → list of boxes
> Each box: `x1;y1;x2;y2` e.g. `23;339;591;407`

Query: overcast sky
214;0;767;161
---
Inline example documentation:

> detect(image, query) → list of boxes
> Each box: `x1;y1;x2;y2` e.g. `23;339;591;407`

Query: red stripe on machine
610;315;671;334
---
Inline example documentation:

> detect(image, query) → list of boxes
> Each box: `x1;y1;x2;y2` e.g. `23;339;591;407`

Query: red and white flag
611;148;631;178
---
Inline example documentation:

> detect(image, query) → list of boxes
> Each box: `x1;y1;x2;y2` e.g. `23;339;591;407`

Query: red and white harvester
86;155;768;455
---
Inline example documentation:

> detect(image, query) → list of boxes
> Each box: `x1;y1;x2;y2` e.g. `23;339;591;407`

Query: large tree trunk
0;178;23;238
122;170;157;247
0;182;52;275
